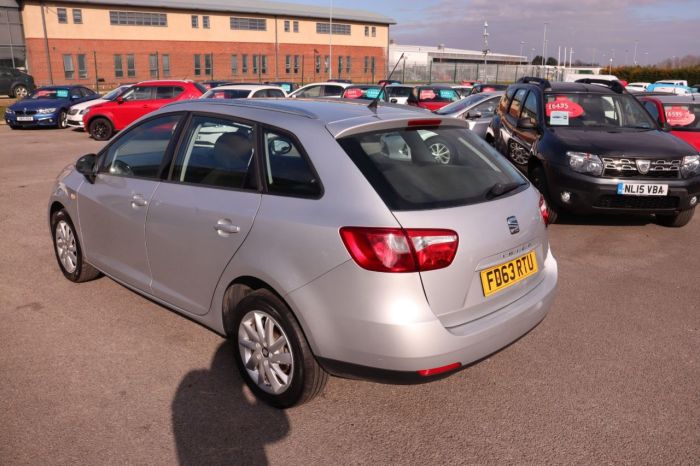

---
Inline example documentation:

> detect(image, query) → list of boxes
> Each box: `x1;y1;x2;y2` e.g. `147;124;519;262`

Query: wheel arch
85;113;115;131
49;201;65;227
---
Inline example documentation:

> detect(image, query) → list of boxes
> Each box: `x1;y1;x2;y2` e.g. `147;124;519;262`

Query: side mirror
662;122;672;132
517;117;538;131
390;98;398;103
116;96;124;104
466;111;483;120
76;154;97;183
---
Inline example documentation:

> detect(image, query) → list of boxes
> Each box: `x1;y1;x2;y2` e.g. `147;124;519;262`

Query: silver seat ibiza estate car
48;98;558;408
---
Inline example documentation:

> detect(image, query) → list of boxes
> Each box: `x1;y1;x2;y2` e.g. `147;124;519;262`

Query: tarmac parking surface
0;124;698;464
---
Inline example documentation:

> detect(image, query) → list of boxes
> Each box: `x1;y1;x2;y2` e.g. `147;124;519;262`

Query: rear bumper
286;249;558;379
545;164;700;214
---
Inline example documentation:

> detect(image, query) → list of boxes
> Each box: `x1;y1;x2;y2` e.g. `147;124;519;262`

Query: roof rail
574;78;625;94
516;76;551;89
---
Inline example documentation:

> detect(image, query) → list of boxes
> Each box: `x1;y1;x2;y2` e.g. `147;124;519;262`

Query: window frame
96;112;187;181
72;9;82;24
191;15;198;28
77;53;87;79
231;54;238;75
203;15;210;29
114;54;123;77
194;54;201;76
126;54;136;77
162;54;171;77
62;54;74;80
57;8;67;24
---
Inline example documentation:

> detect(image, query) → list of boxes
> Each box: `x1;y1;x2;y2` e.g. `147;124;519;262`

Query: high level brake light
339;227;458;273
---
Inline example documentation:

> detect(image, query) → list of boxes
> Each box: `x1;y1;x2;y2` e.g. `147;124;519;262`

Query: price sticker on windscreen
545;96;584;117
365;88;381;99
56;89;69;98
420;89;436;100
438;89;455;99
665;106;695;127
549;111;569;126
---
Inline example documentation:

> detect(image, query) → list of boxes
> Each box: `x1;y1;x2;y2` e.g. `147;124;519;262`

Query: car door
77;113;183;292
466;96;500;137
145;115;261;315
116;85;156;128
516;91;541;151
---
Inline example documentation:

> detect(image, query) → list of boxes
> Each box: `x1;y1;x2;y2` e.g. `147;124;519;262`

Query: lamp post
519;40;525;64
328;0;333;80
482;20;489;81
541;22;548;67
633;40;638;66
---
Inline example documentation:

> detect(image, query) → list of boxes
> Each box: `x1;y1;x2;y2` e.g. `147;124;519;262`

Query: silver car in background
48;99;558;408
434;91;504;139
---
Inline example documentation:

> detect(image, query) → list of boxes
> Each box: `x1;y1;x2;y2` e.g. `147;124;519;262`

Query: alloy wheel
429;142;451;164
509;142;529;166
55;220;78;273
14;86;28;98
238;310;294;395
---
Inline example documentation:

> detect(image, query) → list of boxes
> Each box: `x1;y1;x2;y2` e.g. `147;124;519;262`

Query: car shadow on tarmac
554;213;654;226
171;340;289;466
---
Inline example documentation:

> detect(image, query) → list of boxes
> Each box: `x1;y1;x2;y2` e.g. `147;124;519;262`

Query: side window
101;114;181;179
299;85;321;98
252;90;267;98
643;101;660;122
123;86;154;101
323;85;343;97
508;89;527;119
263;129;320;197
267;89;285;98
156;86;182;99
70;88;81;99
521;91;539;124
172;116;256;190
473;98;499;118
498;87;516;115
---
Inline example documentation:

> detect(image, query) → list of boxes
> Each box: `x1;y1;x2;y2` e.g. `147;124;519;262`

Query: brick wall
25;38;387;89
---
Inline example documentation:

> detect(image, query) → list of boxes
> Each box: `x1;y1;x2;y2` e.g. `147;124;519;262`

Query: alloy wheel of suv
508;141;530;167
89;118;114;141
427;137;453;164
12;85;28;98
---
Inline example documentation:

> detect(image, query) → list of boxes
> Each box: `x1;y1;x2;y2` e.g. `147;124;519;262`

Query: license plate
480;251;538;297
617;183;668;196
16;116;34;121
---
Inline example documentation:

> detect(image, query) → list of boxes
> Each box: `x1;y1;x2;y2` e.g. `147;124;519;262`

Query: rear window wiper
485;182;525;200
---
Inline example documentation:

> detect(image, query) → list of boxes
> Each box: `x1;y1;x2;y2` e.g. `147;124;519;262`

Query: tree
531;55;542;65
546;57;558;66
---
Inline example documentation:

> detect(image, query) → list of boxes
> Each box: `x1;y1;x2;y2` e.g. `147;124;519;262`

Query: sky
277;0;700;65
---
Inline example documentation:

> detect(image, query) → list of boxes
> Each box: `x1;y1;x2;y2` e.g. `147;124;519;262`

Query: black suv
487;77;700;226
0;67;36;98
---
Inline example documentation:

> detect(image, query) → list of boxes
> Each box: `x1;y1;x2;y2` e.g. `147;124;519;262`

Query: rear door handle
214;218;240;236
131;194;148;208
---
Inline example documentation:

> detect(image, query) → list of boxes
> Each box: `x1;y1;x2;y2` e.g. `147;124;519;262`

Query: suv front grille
602;157;681;179
593;195;679;210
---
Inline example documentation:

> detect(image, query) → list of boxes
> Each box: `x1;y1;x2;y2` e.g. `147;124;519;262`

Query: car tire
51;209;101;283
507;140;530;169
230;288;328;408
531;165;560;224
57;110;68;129
426;136;455;164
12;85;28;99
655;207;695;228
89;117;114;141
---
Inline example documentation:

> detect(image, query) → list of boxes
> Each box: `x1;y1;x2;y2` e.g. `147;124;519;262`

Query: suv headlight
681;155;700;178
566;151;604;176
37;107;57;114
5;108;13;115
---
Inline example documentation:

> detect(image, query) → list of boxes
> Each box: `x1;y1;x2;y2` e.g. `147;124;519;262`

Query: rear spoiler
574;78;625;94
329;116;468;139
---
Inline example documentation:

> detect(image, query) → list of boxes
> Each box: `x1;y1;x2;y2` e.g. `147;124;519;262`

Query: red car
85;80;205;140
639;95;700;150
406;85;460;111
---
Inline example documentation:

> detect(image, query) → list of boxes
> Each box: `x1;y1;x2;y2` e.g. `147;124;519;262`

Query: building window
62;54;74;79
316;22;350;35
261;55;267;74
284;20;290;32
324;55;329;73
372;26;376;37
114;54;123;77
149;53;158;78
203;16;210;29
315;55;321;74
293;21;299;32
294;55;299;74
72;9;82;24
231;55;238;74
364;26;369;37
162;54;170;77
242;54;248;73
194;54;201;76
191;15;198;28
109;11;167;27
364;56;369;73
253;55;259;75
285;55;291;74
57;8;67;24
230;17;266;31
346;56;351;74
127;54;135;77
371;57;376;74
204;54;212;75
77;54;87;78
338;56;343;75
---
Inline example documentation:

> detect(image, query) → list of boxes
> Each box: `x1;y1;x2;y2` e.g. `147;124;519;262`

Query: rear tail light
539;194;549;227
339;227;458;273
417;362;461;377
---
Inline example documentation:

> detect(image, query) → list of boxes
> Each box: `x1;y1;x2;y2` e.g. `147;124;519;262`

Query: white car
625;82;650;92
288;82;351;99
385;84;414;105
201;84;287;99
66;85;132;128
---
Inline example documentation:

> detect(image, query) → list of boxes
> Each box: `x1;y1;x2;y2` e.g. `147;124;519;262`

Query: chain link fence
394;62;567;84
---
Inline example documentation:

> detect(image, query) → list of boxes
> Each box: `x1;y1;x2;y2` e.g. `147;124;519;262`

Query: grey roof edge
33;0;396;24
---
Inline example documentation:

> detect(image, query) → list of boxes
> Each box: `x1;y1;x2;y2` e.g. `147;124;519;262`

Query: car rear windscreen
338;125;527;210
204;89;251;99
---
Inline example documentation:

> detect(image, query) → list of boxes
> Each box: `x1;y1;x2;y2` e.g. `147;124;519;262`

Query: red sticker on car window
344;88;363;99
665;106;695;126
546;96;584;118
420;89;436;100
483;87;495;92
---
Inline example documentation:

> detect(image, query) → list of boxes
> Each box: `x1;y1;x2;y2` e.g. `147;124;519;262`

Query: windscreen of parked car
102;86;131;101
544;93;656;129
28;88;70;99
417;87;460;103
387;86;412;98
338;125;527;210
203;89;252;99
343;86;386;100
662;103;700;130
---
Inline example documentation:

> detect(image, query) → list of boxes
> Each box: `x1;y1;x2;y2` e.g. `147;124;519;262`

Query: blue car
5;85;99;129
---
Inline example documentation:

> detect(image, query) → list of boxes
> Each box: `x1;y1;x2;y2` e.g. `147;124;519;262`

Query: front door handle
214;218;240;236
131;194;148;208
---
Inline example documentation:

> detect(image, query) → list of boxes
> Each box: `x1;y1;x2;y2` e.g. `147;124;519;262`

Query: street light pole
633;40;638;66
519;40;525;64
541;22;548;67
482;20;489;81
328;0;333;80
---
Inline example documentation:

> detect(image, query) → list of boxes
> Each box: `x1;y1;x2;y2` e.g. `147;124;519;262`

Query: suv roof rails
516;76;551;89
574;78;625;94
